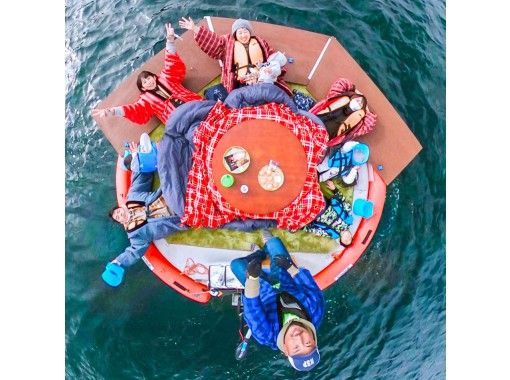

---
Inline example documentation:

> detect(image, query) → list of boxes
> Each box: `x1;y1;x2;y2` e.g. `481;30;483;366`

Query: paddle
235;328;252;361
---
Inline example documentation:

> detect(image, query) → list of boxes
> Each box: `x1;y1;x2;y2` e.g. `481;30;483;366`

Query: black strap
234;63;257;73
233;38;265;74
153;83;184;108
276;292;311;329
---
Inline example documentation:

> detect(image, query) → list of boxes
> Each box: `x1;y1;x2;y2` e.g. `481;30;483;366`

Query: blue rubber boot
263;236;292;282
101;262;125;287
230;249;269;286
264;237;290;260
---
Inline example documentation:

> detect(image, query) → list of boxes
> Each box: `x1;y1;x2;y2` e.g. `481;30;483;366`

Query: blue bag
204;83;228;102
292;90;316;111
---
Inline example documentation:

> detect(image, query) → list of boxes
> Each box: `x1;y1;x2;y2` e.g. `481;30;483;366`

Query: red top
194;26;292;96
121;50;203;125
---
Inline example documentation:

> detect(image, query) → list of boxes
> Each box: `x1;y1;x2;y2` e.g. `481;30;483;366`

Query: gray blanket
158;99;216;217
157;84;323;231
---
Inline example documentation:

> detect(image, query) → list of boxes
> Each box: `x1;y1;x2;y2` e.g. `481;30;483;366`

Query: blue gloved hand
273;255;296;271
101;262;125;287
247;258;263;279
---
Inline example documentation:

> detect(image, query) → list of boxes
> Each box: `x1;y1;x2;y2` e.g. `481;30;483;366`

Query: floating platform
94;17;421;303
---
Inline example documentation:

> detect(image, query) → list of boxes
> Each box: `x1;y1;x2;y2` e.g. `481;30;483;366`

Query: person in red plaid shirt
179;17;292;96
92;22;202;125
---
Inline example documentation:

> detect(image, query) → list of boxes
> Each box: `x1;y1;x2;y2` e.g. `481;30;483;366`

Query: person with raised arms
92;22;202;126
102;139;186;287
179;17;291;96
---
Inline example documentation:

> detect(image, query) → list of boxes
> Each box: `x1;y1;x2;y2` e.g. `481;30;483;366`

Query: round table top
212;119;308;214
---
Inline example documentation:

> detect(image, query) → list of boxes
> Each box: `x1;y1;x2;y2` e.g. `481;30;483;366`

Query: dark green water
65;0;445;379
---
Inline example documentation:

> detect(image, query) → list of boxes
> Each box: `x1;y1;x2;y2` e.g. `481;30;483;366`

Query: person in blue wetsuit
102;142;186;287
230;231;325;372
103;141;276;287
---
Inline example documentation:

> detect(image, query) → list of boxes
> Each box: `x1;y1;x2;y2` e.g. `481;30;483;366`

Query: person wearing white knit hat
179;16;292;95
231;18;254;36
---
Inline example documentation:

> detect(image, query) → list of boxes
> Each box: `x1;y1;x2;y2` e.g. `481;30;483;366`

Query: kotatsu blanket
158;84;329;231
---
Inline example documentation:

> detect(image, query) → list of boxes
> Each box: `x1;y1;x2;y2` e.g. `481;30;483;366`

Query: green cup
221;174;235;188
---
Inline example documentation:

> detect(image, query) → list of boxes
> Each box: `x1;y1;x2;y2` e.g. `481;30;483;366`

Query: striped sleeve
121;98;154;125
195;26;227;61
352;109;377;137
327;78;355;97
160;50;186;83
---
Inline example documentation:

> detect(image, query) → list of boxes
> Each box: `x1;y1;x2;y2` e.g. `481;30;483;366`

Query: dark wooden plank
307;38;422;184
210;17;330;85
93;19;220;155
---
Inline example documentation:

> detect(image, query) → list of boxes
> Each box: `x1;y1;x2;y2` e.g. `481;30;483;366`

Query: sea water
65;0;445;378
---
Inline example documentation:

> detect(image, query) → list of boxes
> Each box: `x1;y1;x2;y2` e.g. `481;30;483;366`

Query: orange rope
182;257;209;276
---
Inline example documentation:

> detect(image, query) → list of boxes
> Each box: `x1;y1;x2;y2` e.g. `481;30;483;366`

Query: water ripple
66;0;445;378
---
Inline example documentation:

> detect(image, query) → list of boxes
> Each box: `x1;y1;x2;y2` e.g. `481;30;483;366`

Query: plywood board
209;17;330;85
94;17;421;184
307;38;422;184
93;19;220;154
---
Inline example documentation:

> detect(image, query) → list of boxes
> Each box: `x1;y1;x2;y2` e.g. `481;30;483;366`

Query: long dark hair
136;71;172;101
108;206;121;222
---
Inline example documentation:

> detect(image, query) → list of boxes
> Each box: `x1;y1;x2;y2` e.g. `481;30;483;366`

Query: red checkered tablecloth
181;102;329;231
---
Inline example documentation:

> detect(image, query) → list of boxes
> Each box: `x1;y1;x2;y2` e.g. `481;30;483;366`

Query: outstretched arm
290;268;325;326
119;98;154;125
91;98;153;125
112;237;150;268
179;16;200;34
91;106;124;118
160;22;187;82
180;17;227;61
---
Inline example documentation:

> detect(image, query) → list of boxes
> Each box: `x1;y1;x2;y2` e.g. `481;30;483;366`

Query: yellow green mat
148;83;346;253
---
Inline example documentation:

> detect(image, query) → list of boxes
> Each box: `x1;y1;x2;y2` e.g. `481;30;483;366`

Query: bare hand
179;17;196;31
243;72;258;85
128;141;139;154
165;23;175;40
92;108;110;118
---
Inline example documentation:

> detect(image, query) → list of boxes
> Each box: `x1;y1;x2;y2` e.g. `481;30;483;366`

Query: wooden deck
93;16;421;185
